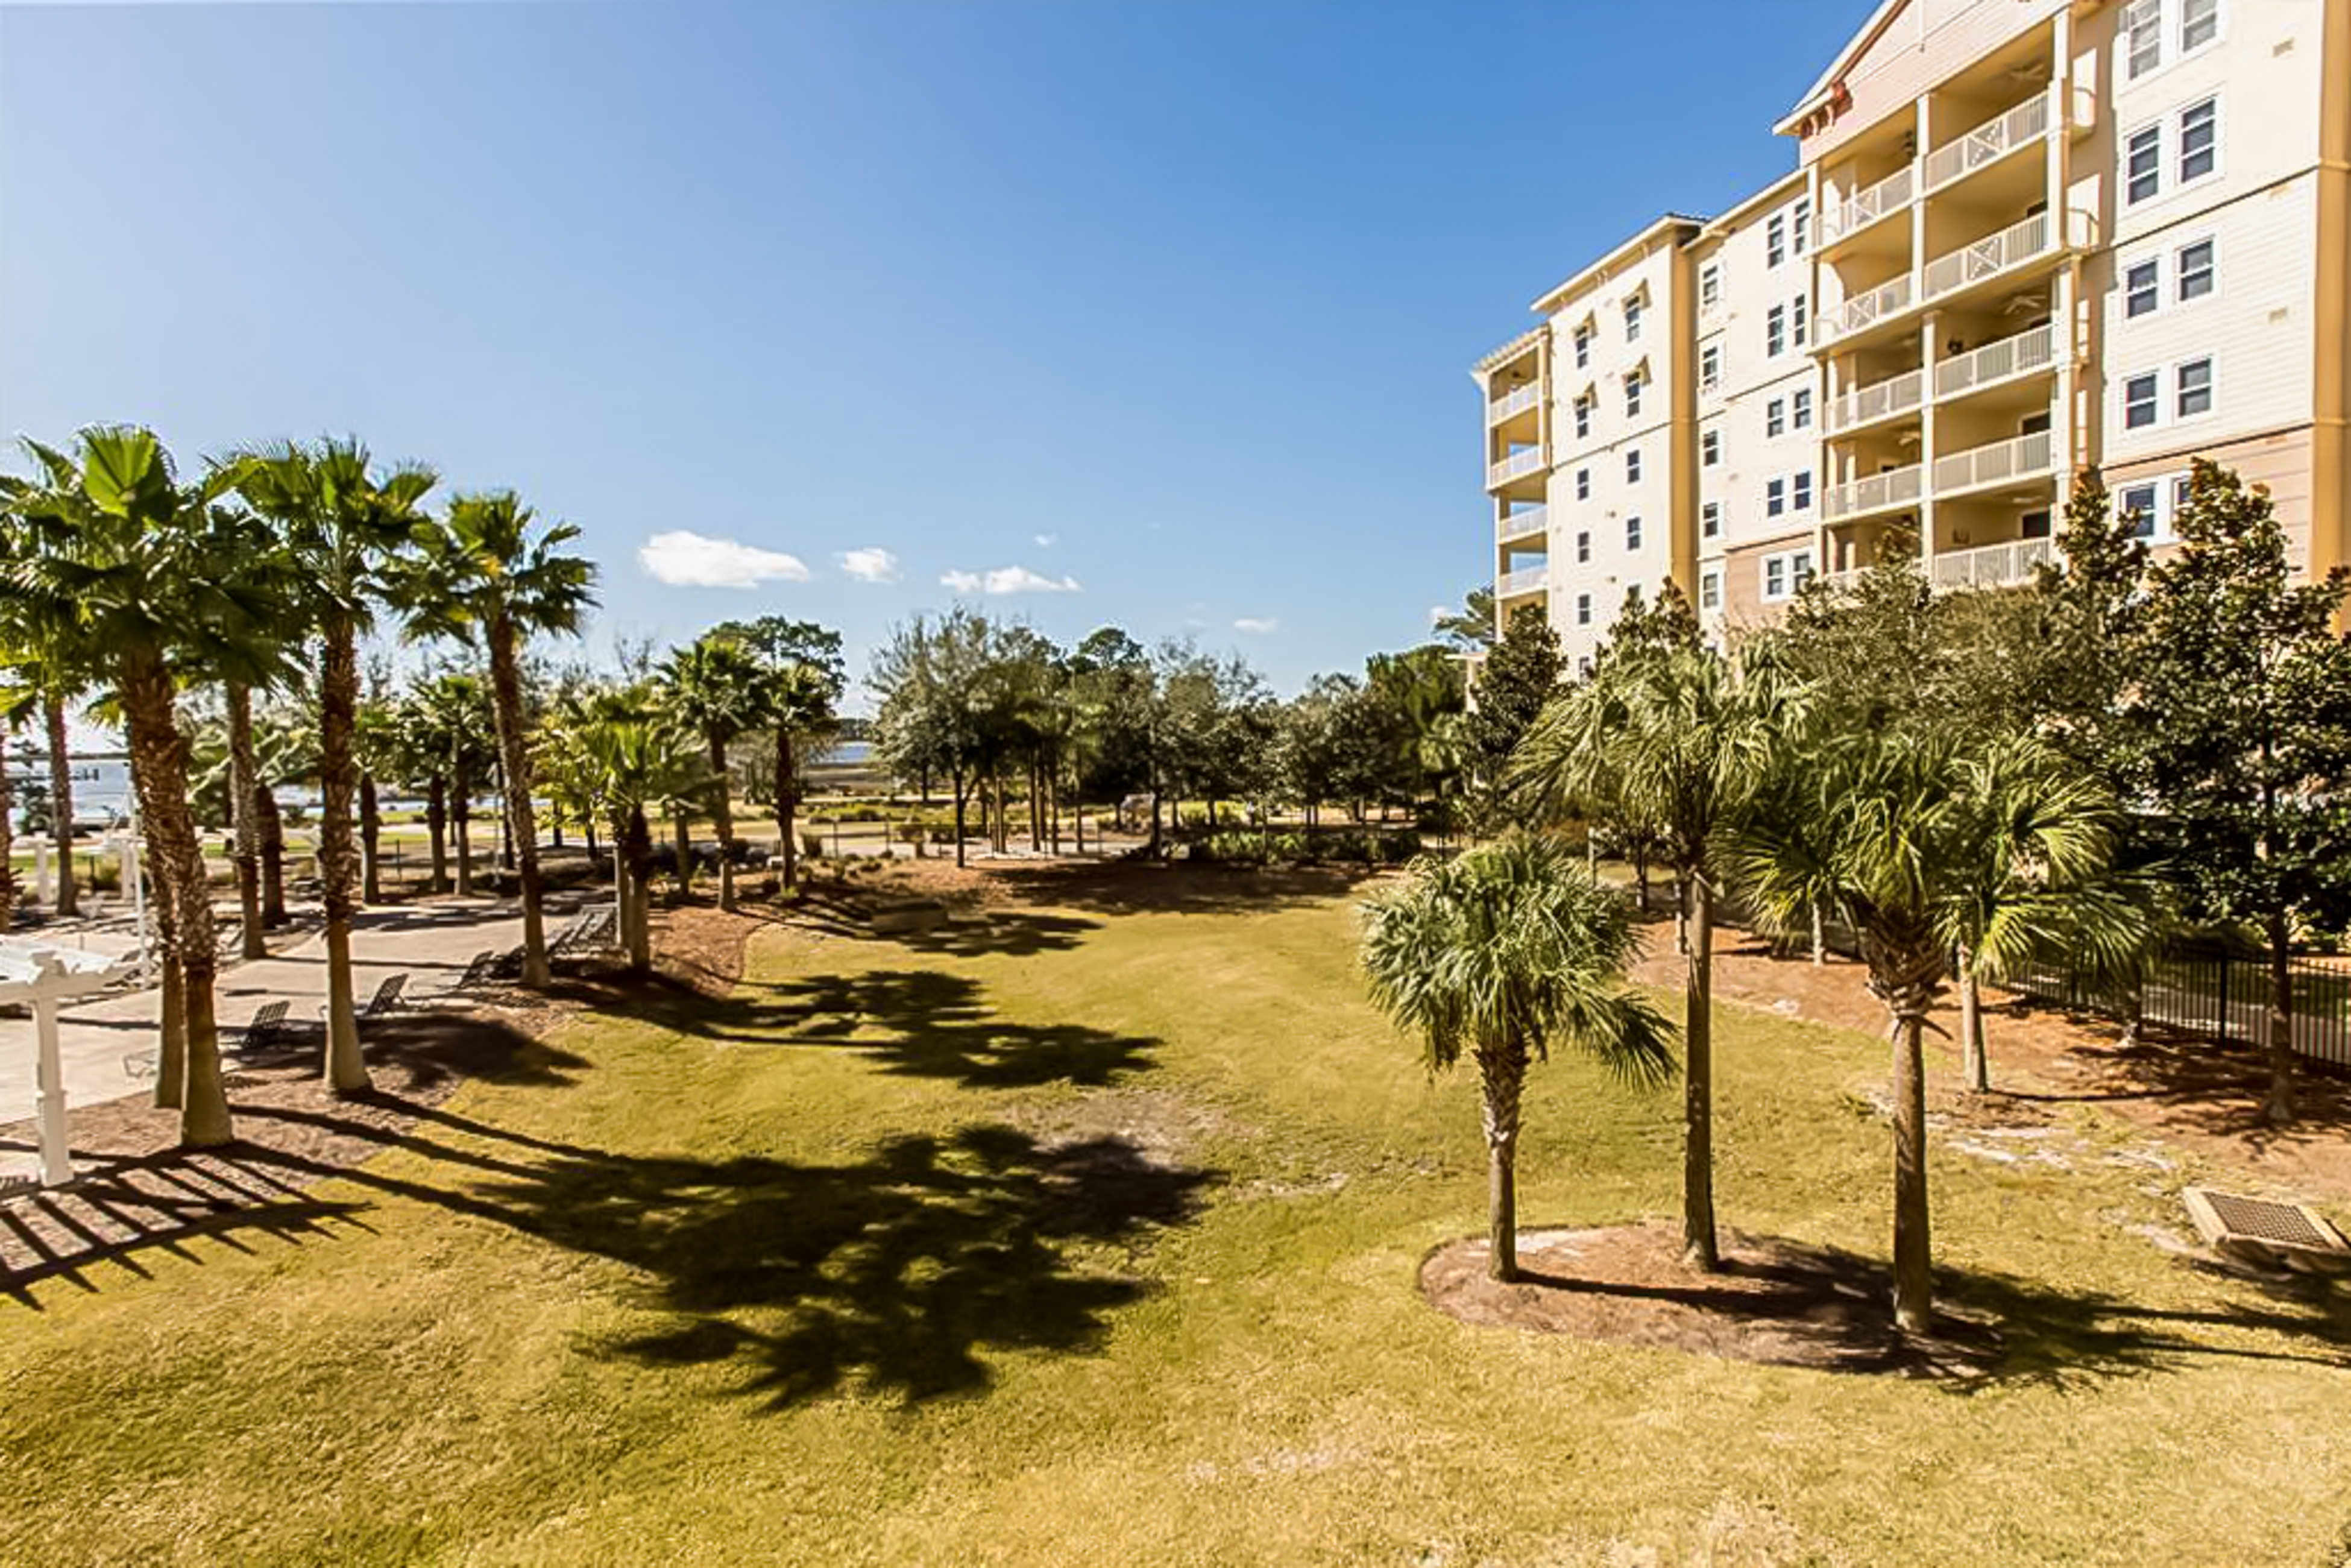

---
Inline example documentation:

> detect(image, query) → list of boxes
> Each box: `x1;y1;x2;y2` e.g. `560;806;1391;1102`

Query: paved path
0;898;526;1126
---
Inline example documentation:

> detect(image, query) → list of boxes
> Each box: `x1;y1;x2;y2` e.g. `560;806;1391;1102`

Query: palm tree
7;429;287;1146
660;632;767;910
764;661;835;893
233;438;435;1095
406;493;597;987
1514;639;1804;1270
1738;728;2137;1333
1359;833;1675;1282
544;682;705;973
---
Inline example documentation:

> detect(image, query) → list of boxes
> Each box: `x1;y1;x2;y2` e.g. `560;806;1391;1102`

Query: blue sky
1;0;1861;707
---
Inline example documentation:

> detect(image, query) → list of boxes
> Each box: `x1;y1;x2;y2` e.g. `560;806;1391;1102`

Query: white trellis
1;942;137;1189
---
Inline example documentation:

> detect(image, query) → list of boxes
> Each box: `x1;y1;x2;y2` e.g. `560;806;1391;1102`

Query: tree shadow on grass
984;861;1380;918
1992;1017;2351;1157
658;969;1159;1090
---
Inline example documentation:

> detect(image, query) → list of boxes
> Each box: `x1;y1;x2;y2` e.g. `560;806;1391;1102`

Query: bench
123;998;294;1081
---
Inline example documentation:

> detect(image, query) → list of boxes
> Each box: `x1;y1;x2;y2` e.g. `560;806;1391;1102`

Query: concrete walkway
0;898;526;1125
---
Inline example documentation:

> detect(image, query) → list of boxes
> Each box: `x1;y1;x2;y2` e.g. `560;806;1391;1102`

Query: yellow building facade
1480;0;2351;669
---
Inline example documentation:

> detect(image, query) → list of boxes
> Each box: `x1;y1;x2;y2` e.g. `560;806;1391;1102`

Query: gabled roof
1774;0;1911;136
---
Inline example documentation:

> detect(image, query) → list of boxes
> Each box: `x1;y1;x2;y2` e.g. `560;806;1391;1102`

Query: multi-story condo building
1479;0;2350;670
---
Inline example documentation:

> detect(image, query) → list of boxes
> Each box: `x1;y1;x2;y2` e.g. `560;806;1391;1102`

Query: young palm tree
764;661;835;894
1738;728;2137;1333
544;683;707;972
406;493;597;987
8;429;288;1146
1360;833;1675;1282
659;632;767;910
1514;639;1804;1270
233;438;435;1095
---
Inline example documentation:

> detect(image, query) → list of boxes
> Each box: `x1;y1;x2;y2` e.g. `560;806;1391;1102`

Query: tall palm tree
660;632;767;910
233;439;434;1095
1737;728;2136;1333
7;429;288;1147
406;493;597;987
0;493;81;919
1359;833;1675;1282
1514;640;1805;1270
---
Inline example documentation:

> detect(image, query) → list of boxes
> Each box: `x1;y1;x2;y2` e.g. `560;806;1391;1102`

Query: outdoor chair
230;1000;294;1056
456;949;498;989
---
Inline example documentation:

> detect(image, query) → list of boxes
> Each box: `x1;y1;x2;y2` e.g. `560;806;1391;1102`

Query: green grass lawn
4;871;2347;1565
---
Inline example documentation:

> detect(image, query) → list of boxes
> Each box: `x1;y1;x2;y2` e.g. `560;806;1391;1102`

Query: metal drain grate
2184;1188;2350;1270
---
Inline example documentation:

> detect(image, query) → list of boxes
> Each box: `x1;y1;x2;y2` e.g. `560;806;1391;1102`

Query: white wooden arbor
1;942;136;1189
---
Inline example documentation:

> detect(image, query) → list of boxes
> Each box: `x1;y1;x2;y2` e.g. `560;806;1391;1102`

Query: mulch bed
1422;1222;1998;1378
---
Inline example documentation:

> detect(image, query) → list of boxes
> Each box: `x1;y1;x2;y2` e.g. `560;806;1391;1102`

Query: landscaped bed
1;861;2346;1566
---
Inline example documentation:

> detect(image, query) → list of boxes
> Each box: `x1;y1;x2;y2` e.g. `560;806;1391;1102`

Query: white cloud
638;530;810;589
1033;532;1059;547
838;546;901;584
1427;604;1452;626
940;564;1081;596
1233;616;1280;634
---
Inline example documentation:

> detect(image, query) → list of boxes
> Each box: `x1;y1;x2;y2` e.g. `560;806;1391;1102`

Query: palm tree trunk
1959;951;1988;1093
44;691;78;918
774;728;799;893
625;806;654;974
359;772;383;904
673;813;693;899
1811;901;1826;966
316;619;370;1096
951;763;967;870
1683;874;1719;1270
121;653;233;1147
257;786;288;927
708;731;736;912
426;776;448;894
452;761;474;899
225;682;265;958
1892;1001;1933;1335
2263;910;2297;1124
0;739;14;927
1479;1039;1528;1282
487;617;550;988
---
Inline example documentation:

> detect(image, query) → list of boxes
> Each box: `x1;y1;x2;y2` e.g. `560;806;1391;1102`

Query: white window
1624;294;1644;340
1576;655;1594;679
1576;467;1591;500
2124;371;2161;429
1793;470;1814;511
2126;123;2163;204
1766;304;1786;357
1701;344;1721;391
2179;98;2218;184
2120;480;2162;539
1699;569;1723;612
1575;529;1591;562
1701;500;1721;538
1575;395;1593;438
1625;371;1644;418
1574;324;1593;368
2176;356;2213;418
2177;237;2215;301
1576;593;1593;626
1763;555;1788;602
1792;549;1815;590
1792;388;1813;429
1702;429;1721;467
1625;515;1643;550
2180;0;2220;54
1792;198;1811;256
1766;398;1786;438
2125;256;2162;318
1700;263;1721;311
1766;214;1786;267
1626;449;1643;483
1792;294;1810;348
1766;477;1787;517
2125;0;2163;79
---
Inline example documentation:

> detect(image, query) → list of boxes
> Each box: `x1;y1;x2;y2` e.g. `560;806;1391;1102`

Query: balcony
1922;89;2052;194
1821;163;1916;245
1822;462;1925;523
1930;535;2056;589
1821;273;1916;344
1931;429;2055;497
1826;368;1925;435
1496;505;1548;546
1497;563;1548;600
1923;210;2054;303
1934;323;2058;401
1487;446;1546;491
1487;382;1541;426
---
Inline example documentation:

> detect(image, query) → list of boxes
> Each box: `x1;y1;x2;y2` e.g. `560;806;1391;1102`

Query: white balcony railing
1487;447;1546;490
1934;322;2058;401
1497;564;1549;599
1821;162;1916;245
1923;210;2052;301
1932;429;2056;496
1496;505;1548;544
1822;272;1916;342
1930;535;2057;589
1923;89;2053;192
1827;368;1926;435
1487;382;1541;425
1822;462;1925;522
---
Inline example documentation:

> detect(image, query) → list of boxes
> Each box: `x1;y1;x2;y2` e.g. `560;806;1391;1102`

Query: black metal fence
2007;947;2351;1071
